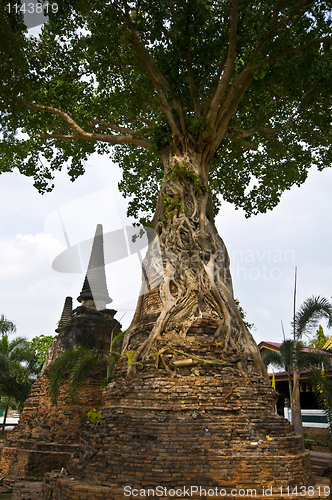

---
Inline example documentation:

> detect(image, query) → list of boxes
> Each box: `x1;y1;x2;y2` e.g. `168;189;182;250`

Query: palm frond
0;335;34;364
280;340;306;370
48;331;125;404
106;330;125;380
48;348;87;405
279;339;293;369
67;349;104;403
261;350;284;369
309;367;332;434
293;296;332;339
110;330;125;351
301;350;332;370
0;353;10;377
0;315;16;335
0;333;9;356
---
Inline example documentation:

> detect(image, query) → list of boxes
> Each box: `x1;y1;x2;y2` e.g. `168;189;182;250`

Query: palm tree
292;296;332;440
0;315;16;335
262;339;332;426
262;339;306;403
48;330;125;405
0;314;16;414
0;331;35;434
309;367;332;435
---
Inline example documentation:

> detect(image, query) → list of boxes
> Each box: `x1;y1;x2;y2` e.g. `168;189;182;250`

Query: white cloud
0;233;81;338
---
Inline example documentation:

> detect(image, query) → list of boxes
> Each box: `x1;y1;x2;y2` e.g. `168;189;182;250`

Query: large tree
1;0;332;376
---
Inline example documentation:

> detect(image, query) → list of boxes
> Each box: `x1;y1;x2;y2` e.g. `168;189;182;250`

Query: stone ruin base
0;306;122;481
42;361;317;499
10;480;43;500
42;476;330;500
0;373;101;479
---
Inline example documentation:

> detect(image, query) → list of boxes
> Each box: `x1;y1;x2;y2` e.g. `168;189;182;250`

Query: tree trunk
286;367;293;403
292;342;304;443
122;153;267;380
1;396;10;435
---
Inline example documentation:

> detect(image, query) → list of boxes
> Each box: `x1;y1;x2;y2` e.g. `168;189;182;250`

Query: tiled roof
258;341;282;351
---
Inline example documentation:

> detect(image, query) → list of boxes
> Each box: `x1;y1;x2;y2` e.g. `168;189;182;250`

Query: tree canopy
308;324;328;348
1;0;332;220
29;334;54;372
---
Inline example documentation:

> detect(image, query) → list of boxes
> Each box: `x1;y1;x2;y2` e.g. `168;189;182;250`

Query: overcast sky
1;26;332;346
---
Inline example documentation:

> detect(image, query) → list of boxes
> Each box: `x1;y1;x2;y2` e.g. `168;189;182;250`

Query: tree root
124;172;266;380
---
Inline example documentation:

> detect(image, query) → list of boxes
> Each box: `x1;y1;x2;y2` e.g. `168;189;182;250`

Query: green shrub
304;439;313;450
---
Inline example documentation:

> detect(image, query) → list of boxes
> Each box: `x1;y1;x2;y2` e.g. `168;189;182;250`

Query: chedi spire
55;296;73;332
77;224;112;310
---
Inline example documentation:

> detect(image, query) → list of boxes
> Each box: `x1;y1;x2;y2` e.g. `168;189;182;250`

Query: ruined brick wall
0;368;105;478
48;307;120;363
46;360;311;499
0;307;122;478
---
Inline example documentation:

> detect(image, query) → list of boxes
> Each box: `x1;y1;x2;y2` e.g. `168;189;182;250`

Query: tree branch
185;37;200;116
228;125;260;139
206;0;239;127
21;98;86;136
256;0;315;55
176;96;187;136
203;71;253;168
39;132;151;148
202;0;318;165
225;134;258;151
214;52;228;85
218;72;254;135
20;98;152;149
264;86;292;101
272;0;285;24
309;101;332;117
215;64;253;128
261;85;316;135
122;11;183;140
139;116;156;128
265;37;332;64
261;122;292;135
88;120;138;135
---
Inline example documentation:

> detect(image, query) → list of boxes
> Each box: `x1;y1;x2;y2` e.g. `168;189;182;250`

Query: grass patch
304;429;332;451
0;433;7;439
0;493;12;499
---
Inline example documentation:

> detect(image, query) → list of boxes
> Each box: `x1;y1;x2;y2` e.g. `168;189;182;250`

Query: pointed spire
56;296;72;332
77;224;112;309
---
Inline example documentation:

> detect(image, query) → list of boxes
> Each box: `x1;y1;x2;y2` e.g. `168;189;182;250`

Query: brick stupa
0;223;318;499
42;271;315;498
0;224;122;479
